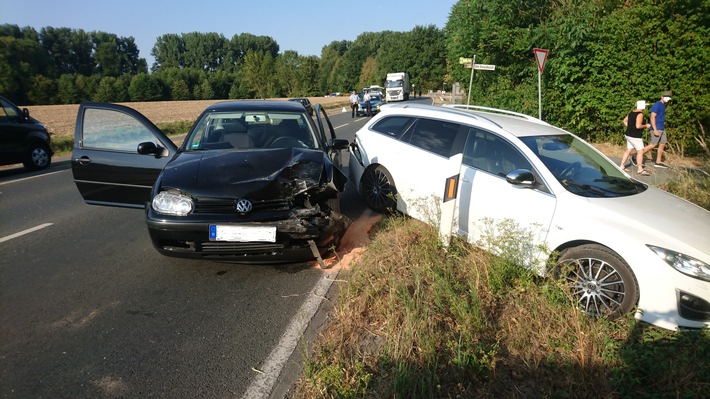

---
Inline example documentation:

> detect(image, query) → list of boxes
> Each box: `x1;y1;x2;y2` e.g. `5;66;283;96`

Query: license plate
209;225;276;242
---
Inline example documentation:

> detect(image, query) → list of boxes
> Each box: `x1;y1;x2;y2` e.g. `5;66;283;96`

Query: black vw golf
72;100;350;262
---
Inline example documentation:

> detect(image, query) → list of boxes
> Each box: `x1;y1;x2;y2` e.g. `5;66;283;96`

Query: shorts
649;130;667;145
625;135;644;151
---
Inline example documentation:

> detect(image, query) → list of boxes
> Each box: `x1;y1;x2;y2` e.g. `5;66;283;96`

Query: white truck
385;72;409;102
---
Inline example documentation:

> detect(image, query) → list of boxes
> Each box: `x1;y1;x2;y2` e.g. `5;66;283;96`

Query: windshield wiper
561;179;611;197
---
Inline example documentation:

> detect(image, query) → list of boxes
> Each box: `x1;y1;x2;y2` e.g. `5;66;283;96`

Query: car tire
23;142;52;170
360;165;397;213
555;244;639;320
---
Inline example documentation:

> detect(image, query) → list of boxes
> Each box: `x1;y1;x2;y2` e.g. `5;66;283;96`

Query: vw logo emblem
235;199;253;213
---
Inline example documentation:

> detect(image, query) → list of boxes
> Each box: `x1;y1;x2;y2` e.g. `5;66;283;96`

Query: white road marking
240;267;340;399
0;223;54;243
0;170;67;186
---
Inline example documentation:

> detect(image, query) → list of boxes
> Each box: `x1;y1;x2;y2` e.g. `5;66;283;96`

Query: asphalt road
0;104;390;398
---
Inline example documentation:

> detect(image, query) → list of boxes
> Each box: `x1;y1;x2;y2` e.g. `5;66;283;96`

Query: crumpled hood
158;148;345;199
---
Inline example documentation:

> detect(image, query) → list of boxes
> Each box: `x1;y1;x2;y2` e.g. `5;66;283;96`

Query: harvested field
25;97;350;139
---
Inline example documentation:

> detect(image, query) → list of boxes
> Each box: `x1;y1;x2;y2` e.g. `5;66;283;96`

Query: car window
405;118;465;157
185;111;318;150
370;116;415;138
463;128;533;177
0;98;19;121
520;134;645;197
81;108;156;152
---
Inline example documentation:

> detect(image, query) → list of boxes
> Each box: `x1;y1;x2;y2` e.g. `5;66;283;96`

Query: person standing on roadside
349;90;359;118
363;89;372;117
642;91;672;168
621;100;651;176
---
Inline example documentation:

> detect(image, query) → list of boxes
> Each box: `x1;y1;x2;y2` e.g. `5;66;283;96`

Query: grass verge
292;162;710;398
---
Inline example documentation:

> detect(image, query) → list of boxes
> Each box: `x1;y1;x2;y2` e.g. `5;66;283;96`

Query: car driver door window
457;128;557;270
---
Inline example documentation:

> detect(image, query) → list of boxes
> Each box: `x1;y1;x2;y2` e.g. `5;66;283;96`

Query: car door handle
76;156;91;165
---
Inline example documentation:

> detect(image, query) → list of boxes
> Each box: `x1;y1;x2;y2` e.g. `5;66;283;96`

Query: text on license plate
209;225;276;242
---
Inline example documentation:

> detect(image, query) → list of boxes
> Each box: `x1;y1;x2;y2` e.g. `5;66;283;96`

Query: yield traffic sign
534;48;549;74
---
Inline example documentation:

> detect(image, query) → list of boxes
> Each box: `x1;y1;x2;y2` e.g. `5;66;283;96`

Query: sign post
460;55;496;105
533;48;549;120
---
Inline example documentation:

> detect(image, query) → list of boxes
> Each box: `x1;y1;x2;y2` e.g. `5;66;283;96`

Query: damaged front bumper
145;204;351;263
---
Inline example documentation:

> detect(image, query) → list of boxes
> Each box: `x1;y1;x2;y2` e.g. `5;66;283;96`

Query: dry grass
25;97;350;139
292;216;710;398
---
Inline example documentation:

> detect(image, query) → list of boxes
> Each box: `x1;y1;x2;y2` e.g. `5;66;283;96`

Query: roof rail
442;104;549;125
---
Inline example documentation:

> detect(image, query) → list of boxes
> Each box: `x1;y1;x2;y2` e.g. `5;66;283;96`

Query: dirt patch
321;210;383;270
26;97;350;139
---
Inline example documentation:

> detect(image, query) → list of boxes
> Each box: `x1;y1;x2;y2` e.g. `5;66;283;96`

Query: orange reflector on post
443;174;459;203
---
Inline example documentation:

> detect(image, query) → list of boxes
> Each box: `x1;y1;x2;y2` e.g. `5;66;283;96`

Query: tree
242;50;276;98
151;33;185;71
129;73;163;101
0;34;51;103
94;76;119;102
170;79;190;100
27;75;57;104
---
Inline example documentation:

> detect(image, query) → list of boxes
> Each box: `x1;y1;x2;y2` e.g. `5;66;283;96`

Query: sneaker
654;162;669;168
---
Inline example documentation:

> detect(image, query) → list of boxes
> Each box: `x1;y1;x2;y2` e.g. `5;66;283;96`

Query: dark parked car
71;100;350;263
0;95;53;170
288;98;313;116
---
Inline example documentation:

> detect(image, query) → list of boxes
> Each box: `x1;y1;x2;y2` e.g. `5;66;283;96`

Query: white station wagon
348;103;710;330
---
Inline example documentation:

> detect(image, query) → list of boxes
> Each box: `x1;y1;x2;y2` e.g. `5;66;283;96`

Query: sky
1;0;457;68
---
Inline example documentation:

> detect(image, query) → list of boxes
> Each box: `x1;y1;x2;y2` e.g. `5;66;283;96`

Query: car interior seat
277;119;312;147
222;120;254;149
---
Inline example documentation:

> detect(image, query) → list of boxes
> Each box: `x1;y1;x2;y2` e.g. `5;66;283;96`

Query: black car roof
204;100;307;113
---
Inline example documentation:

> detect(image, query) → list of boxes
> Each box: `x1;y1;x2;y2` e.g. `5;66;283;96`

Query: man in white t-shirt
349;90;359;118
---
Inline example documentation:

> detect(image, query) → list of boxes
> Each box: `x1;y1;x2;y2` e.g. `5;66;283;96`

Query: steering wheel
559;161;581;179
268;136;304;148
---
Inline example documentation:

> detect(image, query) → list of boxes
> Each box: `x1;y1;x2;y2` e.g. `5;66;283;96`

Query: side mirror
21;108;30;121
328;138;349;151
137;141;160;155
506;169;536;188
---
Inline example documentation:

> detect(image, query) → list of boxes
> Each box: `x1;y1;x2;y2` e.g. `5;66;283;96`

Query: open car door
314;103;348;169
71;102;178;208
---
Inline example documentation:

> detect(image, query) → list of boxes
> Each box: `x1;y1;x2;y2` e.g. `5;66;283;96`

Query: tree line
446;0;708;154
1;0;707;154
0;24;446;105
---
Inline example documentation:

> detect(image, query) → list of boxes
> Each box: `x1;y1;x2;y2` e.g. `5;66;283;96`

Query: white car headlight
649;245;710;282
152;191;194;216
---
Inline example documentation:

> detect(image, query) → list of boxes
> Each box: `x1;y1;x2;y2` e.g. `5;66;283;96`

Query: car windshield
520;134;646;197
184;111;319;151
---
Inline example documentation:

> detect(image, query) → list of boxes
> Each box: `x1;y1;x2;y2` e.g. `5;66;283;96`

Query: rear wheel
360;165;397;213
23;143;52;170
555;244;639;319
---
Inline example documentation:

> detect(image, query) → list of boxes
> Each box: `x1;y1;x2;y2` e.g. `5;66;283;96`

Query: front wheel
554;244;639;320
360;165;397;213
23;143;52;170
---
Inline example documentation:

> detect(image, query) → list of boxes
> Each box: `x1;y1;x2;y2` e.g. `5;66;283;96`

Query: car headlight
152;191;194;216
648;245;710;282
